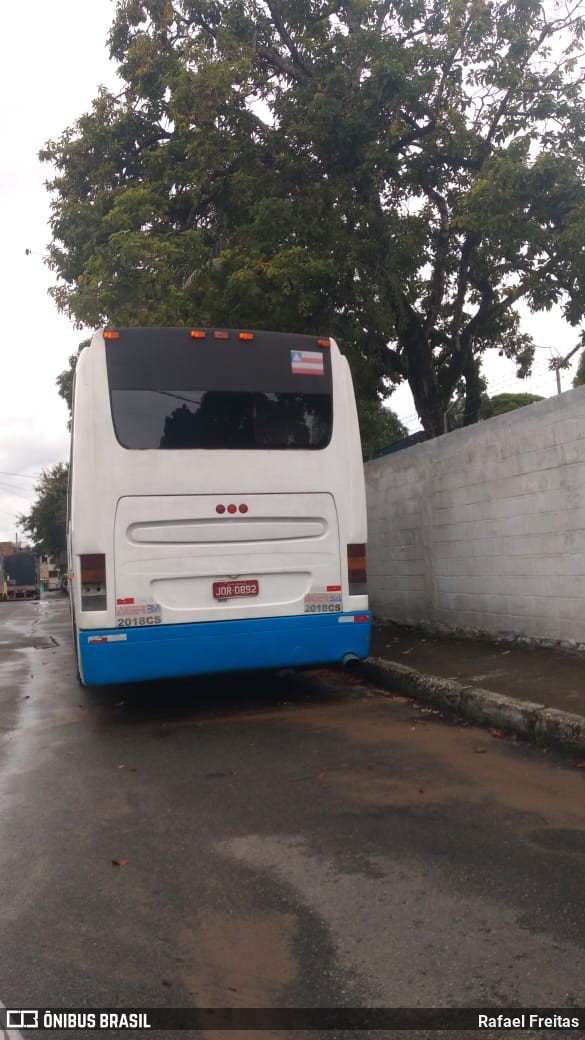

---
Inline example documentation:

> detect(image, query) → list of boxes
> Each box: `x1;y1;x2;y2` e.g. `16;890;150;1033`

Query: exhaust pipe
342;652;360;667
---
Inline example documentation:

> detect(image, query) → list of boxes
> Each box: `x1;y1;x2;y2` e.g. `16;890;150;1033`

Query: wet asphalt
0;596;584;1040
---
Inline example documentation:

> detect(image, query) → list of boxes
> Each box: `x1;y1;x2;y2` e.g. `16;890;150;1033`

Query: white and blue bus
68;328;371;685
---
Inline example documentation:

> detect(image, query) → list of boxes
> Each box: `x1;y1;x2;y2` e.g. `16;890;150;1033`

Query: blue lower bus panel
78;611;372;686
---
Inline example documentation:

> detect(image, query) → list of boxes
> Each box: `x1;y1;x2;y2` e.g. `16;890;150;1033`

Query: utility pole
548;343;581;394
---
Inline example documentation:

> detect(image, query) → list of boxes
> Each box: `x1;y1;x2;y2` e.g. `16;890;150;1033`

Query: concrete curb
356;657;585;755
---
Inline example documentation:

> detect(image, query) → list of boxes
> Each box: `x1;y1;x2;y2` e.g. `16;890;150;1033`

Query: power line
0;486;32;499
0;470;39;480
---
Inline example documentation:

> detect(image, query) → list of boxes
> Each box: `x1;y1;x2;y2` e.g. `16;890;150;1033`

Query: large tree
19;464;68;559
42;0;585;438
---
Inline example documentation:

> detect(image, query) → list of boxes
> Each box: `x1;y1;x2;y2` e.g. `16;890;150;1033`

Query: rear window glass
105;329;333;451
110;390;331;450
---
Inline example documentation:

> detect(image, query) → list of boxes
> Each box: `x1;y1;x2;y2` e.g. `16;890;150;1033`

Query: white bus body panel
68;331;369;682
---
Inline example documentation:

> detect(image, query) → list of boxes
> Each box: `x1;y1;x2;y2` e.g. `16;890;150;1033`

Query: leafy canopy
19;464;68;558
42;0;585;438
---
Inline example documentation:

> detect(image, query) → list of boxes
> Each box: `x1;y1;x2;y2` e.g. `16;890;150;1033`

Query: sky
0;0;582;541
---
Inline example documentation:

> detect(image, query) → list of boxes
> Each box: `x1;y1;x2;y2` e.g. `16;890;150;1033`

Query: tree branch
266;2;312;78
255;43;311;83
422;181;450;336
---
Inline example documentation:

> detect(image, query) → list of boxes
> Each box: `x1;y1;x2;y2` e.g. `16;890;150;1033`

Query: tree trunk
462;356;484;427
402;329;445;439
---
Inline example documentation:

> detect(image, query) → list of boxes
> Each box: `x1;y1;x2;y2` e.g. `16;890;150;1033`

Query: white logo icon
7;1011;38;1029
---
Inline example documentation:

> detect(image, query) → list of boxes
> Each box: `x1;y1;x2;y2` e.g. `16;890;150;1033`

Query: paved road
0;597;584;1039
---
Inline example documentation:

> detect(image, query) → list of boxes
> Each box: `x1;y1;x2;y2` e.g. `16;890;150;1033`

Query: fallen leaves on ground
338;674;364;686
112;858;129;867
473;747;488;754
488;728;506;738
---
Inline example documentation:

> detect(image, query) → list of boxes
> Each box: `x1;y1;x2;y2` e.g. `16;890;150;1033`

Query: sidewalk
356;621;585;754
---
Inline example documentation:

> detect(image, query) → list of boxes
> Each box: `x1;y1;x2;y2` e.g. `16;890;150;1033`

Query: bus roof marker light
190;330;207;339
104;330;120;340
216;504;226;514
227;504;237;514
239;504;248;513
213;331;229;340
238;332;254;341
316;338;330;348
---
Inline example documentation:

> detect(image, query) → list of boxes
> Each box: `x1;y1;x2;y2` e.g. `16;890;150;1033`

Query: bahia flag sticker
290;349;325;376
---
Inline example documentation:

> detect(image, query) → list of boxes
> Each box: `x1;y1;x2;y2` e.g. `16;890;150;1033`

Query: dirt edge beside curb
355;658;585;755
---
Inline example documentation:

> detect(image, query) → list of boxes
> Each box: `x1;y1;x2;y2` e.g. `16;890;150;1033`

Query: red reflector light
354;615;369;623
216;504;225;514
213;330;229;340
190;329;206;339
80;554;106;584
104;330;120;340
238;332;254;341
239;504;248;513
348;543;367;584
227;504;237;514
347;543;366;559
316;337;330;348
327;585;341;592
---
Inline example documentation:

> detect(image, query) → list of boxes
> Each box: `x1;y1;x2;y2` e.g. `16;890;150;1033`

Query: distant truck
4;552;40;600
47;569;61;591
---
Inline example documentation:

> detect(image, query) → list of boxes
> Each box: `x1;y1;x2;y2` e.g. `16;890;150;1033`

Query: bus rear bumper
77;612;372;686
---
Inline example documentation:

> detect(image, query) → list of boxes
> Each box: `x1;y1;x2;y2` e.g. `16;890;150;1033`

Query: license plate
213;579;259;600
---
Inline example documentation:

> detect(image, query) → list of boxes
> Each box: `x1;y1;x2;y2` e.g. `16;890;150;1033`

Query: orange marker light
238;332;255;341
190;330;206;339
316;338;330;348
213;331;229;340
104;330;120;340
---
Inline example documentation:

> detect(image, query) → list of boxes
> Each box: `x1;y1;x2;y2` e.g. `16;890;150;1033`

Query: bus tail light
347;543;367;594
80;554;107;611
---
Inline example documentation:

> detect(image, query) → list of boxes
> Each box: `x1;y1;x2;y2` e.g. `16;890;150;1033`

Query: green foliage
483;392;544;417
42;0;585;438
19;464;68;558
359;400;408;459
573;352;585;388
482;391;541;416
448;385;543;428
56;339;90;427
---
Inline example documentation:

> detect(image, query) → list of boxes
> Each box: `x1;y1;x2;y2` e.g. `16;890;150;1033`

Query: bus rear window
110;390;332;450
105;329;333;451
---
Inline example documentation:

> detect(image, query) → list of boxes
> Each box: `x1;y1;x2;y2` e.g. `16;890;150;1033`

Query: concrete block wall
365;386;585;643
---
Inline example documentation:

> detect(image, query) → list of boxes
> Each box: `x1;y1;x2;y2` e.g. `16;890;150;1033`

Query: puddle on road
0;636;58;650
180;910;298;1040
283;699;585;834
